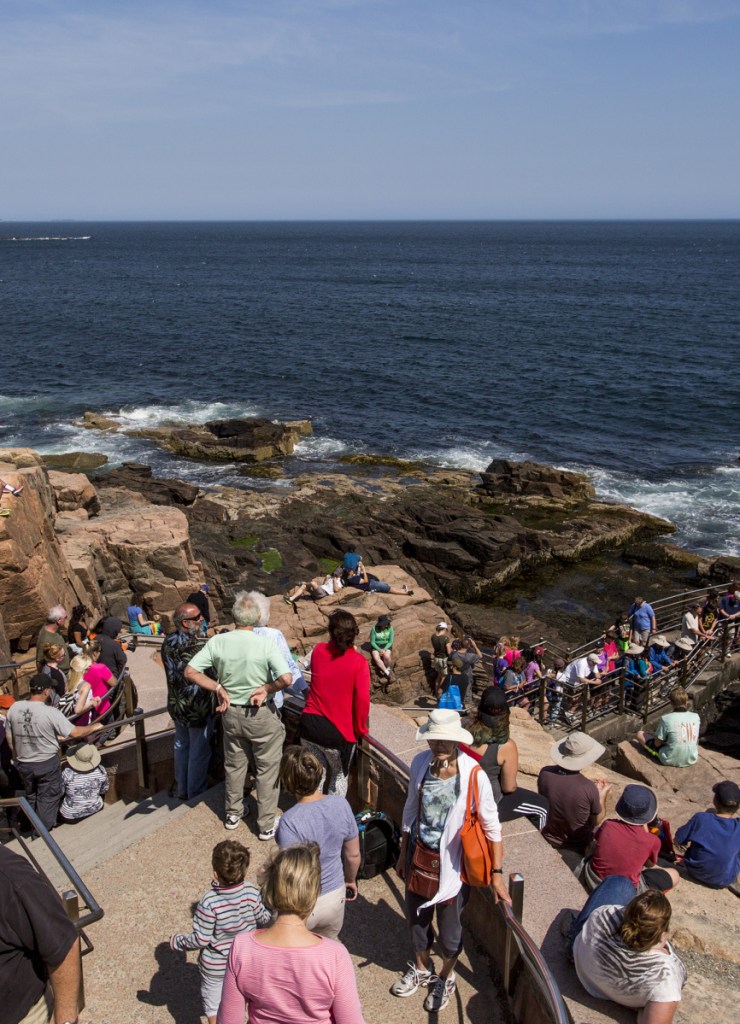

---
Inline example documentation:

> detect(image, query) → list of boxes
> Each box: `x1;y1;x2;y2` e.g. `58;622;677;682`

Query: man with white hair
249;591;308;702
184;591;292;840
36;606;70;672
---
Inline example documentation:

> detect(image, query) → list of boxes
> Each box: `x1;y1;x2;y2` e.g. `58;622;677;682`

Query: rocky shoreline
2;415;738;665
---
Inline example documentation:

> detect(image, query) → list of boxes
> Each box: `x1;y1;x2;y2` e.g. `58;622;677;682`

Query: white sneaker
423;973;456;1012
224;814;240;830
390;963;435;997
258;817;280;841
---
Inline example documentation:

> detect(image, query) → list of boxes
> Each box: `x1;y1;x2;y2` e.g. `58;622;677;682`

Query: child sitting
171;840;271;1023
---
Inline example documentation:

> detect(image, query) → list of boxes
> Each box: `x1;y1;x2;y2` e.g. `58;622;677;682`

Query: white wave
406;439;529;473
101;399;265;430
294;435;354;459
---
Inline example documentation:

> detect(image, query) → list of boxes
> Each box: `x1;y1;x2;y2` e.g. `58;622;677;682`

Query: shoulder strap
465;764;481;821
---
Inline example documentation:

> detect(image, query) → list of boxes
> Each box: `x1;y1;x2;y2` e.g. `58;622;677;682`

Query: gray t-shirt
276;795;358;895
574;905;686;1008
6;701;74;763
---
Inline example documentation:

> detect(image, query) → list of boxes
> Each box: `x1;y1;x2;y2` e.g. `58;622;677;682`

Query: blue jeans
174;718;215;799
567;874;636;958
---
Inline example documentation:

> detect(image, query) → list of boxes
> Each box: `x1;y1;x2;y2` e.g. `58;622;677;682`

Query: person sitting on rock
648;635;673;674
369;614;394;684
127;594;159;635
636;686;700;767
572;888;687;1023
341;547;363;573
674;780;740;895
430;621;452;696
59;743;109;823
343;562;413;596
285;569;345;604
582;784;680;894
537;732;611;852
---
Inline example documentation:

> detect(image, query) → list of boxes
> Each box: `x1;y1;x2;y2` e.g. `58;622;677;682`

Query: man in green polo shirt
184;591;292;839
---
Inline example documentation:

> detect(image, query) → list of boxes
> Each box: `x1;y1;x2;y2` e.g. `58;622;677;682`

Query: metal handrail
0;796;104;933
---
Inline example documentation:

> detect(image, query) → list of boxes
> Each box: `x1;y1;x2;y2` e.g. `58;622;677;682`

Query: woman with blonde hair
218;843;365;1024
573;888;686;1022
40;643;68;704
60;654;99;721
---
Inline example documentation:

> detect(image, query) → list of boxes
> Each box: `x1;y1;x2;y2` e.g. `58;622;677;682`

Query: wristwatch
492;868;503;874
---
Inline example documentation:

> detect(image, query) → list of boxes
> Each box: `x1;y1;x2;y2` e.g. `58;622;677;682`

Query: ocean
1;220;738;556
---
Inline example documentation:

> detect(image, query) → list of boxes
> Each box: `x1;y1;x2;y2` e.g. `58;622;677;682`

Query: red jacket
304;642;371;742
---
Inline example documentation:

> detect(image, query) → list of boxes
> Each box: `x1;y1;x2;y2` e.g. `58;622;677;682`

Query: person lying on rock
636;686;700;768
285;569;345;604
342;562;413;596
674;780;740;896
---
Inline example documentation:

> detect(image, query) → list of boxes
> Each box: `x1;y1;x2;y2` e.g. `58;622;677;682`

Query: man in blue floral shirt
162;603;216;799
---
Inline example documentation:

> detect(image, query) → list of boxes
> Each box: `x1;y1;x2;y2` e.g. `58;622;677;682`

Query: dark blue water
1;221;738;554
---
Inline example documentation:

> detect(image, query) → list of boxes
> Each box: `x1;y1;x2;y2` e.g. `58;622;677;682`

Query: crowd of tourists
2;575;739;1024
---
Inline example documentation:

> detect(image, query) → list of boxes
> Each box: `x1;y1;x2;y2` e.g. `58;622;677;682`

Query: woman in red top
299;609;371;798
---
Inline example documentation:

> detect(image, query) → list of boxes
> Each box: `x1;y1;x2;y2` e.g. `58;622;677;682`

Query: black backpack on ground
355;809;400;879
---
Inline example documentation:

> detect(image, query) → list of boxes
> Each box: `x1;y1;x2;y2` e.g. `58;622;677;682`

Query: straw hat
66;743;102;773
615;784;657;826
549;731;605;771
652;635;671;648
415;709;473;745
674;637;694;652
626;643;645;656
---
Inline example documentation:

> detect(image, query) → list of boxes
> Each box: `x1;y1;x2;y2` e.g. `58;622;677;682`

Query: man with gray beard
162;603;216;800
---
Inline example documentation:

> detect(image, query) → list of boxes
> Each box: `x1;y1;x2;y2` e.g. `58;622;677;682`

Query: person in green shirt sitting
370;615;394;684
636;686;700;767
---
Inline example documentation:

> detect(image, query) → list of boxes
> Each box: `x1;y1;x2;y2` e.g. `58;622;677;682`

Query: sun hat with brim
674;637;694;652
416;709;473;746
66;743;102;772
549;731;605;771
652;635;671;648
626;643;645;656
615;784;657;826
587;653;601;664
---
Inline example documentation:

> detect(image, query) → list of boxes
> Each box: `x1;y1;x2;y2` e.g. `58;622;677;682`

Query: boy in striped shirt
171;840;271;1022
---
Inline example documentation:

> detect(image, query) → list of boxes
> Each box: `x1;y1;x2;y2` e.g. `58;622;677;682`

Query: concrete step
6;786;203;893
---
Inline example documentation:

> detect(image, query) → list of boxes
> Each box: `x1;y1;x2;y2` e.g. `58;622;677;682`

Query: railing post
124;674;150;794
538;679;546;727
721;621;729;663
502;872;524;995
581;684;589;732
618;663;626;715
62;889;85;1012
642;673;651;724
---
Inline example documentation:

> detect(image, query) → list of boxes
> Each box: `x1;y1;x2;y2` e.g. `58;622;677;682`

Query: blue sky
1;0;739;219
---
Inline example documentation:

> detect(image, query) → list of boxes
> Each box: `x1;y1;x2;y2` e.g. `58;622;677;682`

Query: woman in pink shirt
217;843;364;1024
83;640;114;719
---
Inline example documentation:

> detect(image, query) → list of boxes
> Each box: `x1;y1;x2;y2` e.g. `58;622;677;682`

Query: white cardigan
402;749;502;910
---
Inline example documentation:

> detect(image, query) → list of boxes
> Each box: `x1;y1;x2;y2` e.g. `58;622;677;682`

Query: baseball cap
713;780;740;807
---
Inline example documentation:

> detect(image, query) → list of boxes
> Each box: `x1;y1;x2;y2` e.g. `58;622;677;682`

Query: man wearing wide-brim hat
537;732;611;852
648;634;673;674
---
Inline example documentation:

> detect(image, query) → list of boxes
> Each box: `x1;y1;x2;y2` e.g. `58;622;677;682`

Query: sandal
0;509;10;517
